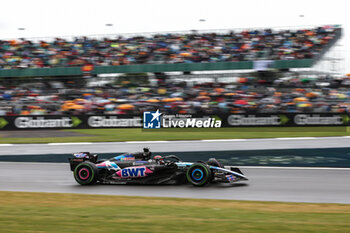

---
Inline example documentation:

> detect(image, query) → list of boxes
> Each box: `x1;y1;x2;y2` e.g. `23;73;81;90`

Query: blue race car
69;148;248;186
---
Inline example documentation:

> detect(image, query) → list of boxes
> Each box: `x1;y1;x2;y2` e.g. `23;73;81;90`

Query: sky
0;0;349;73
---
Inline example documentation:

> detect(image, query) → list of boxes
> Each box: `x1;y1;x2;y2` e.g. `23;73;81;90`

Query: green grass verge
1;127;350;144
0;191;349;233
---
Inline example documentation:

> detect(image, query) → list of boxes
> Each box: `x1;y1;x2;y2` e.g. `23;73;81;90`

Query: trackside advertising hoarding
0;115;142;130
0;113;348;130
225;113;347;127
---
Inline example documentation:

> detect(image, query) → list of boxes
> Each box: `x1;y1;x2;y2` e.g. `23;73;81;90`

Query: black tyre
74;161;98;185
207;158;223;168
186;163;211;187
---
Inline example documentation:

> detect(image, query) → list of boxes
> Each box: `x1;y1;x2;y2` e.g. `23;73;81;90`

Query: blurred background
0;0;348;118
1;2;350;232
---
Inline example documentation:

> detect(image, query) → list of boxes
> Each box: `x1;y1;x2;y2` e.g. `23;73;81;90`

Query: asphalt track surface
1;162;349;203
2;136;350;155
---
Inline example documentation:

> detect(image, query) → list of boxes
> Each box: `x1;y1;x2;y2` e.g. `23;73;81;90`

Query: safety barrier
1;148;350;167
0;113;349;130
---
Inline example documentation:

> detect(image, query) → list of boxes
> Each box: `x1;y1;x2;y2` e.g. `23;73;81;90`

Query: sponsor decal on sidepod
116;166;153;178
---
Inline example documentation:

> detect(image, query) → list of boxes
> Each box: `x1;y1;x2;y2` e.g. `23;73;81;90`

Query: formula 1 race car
69;148;248;187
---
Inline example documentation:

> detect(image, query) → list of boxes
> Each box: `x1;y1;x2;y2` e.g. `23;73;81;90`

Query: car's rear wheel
186;163;211;186
74;162;98;185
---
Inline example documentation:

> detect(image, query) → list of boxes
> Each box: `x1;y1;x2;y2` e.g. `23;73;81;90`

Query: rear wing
69;152;98;171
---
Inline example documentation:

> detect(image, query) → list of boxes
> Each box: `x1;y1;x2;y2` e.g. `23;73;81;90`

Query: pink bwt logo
116;166;153;178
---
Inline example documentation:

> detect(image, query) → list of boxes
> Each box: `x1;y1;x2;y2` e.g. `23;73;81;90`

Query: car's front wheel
74;162;98;185
186;163;211;186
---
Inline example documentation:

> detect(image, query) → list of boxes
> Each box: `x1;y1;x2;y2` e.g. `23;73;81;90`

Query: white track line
0;161;68;165
274;137;317;140
48;142;93;145
2;135;350;147
125;141;169;143
201;139;247;142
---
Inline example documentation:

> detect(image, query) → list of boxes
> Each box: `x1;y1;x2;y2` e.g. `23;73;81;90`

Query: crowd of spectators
1;75;350;116
0;25;340;69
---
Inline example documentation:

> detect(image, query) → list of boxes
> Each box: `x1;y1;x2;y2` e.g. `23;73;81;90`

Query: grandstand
0;25;347;117
0;25;342;78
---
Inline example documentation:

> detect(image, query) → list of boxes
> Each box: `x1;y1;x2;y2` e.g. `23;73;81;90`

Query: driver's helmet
143;147;152;159
153;155;164;164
